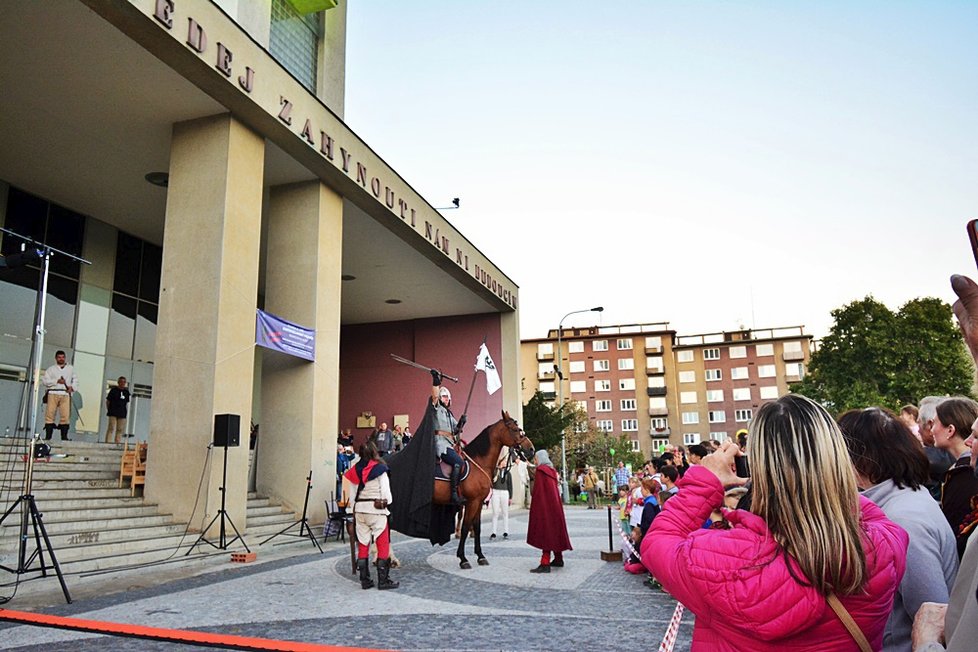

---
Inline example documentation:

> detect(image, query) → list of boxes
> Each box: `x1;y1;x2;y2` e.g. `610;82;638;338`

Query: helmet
439;386;452;401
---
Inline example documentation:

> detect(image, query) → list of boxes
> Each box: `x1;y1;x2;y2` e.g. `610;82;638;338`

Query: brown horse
432;410;534;569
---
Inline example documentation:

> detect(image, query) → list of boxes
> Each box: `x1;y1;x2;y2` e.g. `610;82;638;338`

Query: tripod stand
258;470;323;552
187;444;250;554
0;436;72;604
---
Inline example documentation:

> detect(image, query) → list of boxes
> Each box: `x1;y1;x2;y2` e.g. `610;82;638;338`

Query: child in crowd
617;485;629;533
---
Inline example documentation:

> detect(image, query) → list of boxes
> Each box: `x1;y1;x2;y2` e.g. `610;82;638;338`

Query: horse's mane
462;421;495;459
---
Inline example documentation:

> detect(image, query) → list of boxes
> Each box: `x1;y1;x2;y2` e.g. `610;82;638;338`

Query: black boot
58;424;70;441
377;558;399;590
449;464;465;505
357;558;374;590
43;424;54;440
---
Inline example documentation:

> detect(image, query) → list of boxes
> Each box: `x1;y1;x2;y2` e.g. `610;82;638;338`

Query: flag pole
455;335;487;440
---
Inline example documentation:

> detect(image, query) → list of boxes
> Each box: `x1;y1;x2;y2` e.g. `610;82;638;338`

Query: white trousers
491;489;510;535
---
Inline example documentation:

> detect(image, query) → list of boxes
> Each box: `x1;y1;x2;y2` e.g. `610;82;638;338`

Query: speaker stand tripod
0;436;72;604
258;470;323;553
187;444;250;554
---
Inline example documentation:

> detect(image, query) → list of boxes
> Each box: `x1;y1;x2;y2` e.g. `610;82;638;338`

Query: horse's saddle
435;459;470;481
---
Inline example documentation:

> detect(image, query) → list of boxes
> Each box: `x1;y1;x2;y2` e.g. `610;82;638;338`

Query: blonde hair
748;394;866;596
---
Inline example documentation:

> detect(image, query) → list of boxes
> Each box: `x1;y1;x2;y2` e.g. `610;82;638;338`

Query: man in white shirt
42;350;78;440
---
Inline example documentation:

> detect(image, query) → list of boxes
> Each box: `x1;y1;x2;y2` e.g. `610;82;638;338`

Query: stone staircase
0;438;306;575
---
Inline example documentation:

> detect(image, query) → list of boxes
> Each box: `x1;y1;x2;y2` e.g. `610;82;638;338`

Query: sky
343;1;978;340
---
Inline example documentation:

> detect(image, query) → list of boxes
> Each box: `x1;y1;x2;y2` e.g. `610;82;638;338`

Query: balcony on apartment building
649;406;669;417
646;387;667;397
646;366;665;376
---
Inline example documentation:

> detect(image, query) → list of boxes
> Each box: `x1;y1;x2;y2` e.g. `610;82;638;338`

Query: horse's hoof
478;558;489;566
460;561;472;570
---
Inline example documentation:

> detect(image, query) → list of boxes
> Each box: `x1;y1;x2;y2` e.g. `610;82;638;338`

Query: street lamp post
556;306;603;504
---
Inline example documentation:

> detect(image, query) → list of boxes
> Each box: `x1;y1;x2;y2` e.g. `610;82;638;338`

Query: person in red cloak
527;449;572;573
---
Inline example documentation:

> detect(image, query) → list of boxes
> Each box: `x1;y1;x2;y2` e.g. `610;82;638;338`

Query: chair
119;440;138;488
130;443;148;496
325;492;352;542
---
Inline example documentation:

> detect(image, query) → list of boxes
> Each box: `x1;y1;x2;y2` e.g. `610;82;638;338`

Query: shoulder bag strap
826;592;872;652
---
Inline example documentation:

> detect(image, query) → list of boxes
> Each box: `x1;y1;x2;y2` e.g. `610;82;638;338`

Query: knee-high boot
449;464;465;505
377;558;399;590
58;424;70;441
43;424;54;440
357;558;374;590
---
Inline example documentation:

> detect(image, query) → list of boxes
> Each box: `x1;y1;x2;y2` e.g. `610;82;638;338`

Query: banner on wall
255;309;315;362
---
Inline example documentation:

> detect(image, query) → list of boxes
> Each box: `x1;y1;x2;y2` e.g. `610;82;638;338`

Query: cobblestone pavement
0;506;693;651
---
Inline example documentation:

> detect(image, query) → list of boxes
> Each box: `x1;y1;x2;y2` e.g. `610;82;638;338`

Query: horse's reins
461;416;526;485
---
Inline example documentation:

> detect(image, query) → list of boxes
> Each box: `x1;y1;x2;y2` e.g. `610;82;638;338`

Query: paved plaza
0;506;692;651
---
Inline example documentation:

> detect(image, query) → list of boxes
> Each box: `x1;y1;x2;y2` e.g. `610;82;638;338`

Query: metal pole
26;251;51;440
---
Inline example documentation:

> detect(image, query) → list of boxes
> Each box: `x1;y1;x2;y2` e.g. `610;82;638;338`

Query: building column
260;181;343;522
500;309;521;420
146;114;264;533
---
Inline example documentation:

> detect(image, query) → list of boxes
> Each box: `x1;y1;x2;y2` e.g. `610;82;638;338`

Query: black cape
386;401;459;545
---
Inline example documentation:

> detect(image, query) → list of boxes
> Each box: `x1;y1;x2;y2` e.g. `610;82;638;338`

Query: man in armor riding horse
431;369;465;505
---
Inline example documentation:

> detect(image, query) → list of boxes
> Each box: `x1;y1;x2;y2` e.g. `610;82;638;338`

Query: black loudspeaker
213;414;240;448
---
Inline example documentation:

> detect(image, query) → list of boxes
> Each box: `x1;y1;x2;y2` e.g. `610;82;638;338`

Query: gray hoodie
863;479;959;652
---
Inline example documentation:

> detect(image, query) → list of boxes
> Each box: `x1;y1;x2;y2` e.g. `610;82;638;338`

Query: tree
792;295;974;413
520;391;579;453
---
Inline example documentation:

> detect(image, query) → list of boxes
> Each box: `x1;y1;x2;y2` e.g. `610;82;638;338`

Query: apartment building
520;324;812;460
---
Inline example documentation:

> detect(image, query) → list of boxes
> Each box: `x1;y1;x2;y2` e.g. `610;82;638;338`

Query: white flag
476;343;502;395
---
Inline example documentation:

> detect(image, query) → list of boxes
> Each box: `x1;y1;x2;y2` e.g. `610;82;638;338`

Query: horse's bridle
502;415;533;462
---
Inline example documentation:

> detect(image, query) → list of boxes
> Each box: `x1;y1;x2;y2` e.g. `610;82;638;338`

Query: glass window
617;338;633;350
735;409;753;422
594;380;611;392
706;389;724;402
646;356;663;371
75;284;111;355
594;359;610;372
593;340;609;351
618;358;634;370
113;232;142;298
733;387;751;401
539;381;555;393
570;380;587;393
569;360;585;373
703;348;720;360
649;397;667;410
784;341;803;353
683;433;701;445
0;269;40;340
760;385;779;399
537;342;554;356
679;371;695;383
629;439;641;451
568;341;584;353
708;410;726;423
731;366;749;380
786;362;805;378
709;432;729;442
597;419;614;432
680;391;697;404
3;188;47;254
756;343;774;357
46;204;85;279
596;400;612;412
647;376;665;388
270;0;321;93
621;419;638;432
677;350;694;363
133;301;157;363
45;275;78;348
705;368;722;381
646;336;662;349
758;364;777;378
621;399;636;411
729;346;747;359
651;418;668;431
682;412;699;424
107;294;136;360
651;437;670;451
619;378;635;391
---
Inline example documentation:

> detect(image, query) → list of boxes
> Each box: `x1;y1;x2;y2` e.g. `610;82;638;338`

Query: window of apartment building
538;362;554;377
756;343;774;357
617;338;633;350
733;387;751;401
568;341;584;353
703;348;720;360
757;364;776;378
735;409;753;422
593;340;609;351
683;433;701;445
569;360;585;373
539;381;555;394
270;0;321;93
647;356;664;371
705;368;722;381
729;345;747;359
651;418;669;431
650;397;667;411
597;419;614;432
677;350;694;363
575;400;588;412
731;366;749;380
619;378;636;391
570;380;587;393
706;389;724;402
594;359;610;372
784;340;803;353
622;419;639;432
618;358;634;371
647;376;665;388
595;380;611;392
710;431;729;442
759;385;779;400
537;342;554;357
680;391;698;404
596;400;612;412
652;437;670;451
785;362;805;378
621;399;636;411
708;410;726;423
682;412;700;425
574;420;589;433
646;336;662;349
629;439;641;452
679;370;696;383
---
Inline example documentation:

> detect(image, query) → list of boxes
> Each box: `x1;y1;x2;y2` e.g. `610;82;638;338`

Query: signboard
255;309;315;361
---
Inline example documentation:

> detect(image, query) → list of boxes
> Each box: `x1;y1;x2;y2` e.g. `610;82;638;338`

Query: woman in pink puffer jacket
643;395;908;651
